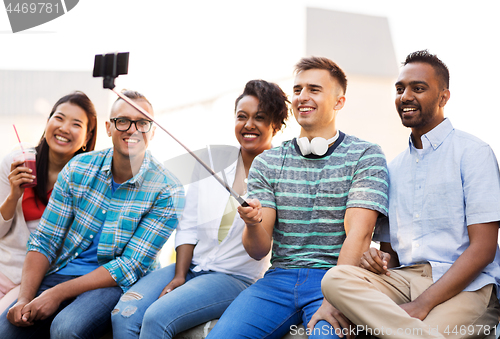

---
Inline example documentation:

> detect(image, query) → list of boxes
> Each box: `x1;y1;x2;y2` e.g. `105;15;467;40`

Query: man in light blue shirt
322;50;500;338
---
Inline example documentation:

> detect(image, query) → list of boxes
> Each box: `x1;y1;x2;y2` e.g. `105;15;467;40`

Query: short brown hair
111;89;153;117
113;89;152;107
294;56;347;95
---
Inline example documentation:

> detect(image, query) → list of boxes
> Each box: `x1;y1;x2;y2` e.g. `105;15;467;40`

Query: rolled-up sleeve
28;165;75;262
347;145;389;216
102;184;185;288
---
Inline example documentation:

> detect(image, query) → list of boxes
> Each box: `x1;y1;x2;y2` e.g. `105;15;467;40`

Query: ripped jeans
111;263;253;339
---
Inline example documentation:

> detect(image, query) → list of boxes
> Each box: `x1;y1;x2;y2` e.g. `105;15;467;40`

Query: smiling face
234;95;273;157
395;62;450;138
106;99;155;161
45;102;89;160
292;69;345;138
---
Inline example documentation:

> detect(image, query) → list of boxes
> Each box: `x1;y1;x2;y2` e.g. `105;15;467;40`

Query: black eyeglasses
110;117;153;133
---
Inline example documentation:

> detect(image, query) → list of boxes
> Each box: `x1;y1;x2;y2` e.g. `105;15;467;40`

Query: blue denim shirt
374;118;500;294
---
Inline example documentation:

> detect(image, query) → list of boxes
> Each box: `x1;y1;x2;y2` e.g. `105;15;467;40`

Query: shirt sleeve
27;164;75;262
102;183;185;288
373;214;391;243
346;144;389;216
462;144;500;225
247;153;276;210
0;153;15;238
175;168;201;248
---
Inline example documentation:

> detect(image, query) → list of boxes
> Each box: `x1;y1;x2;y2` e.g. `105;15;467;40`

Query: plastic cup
13;148;37;188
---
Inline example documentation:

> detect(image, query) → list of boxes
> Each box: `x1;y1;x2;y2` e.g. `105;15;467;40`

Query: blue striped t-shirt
248;132;389;270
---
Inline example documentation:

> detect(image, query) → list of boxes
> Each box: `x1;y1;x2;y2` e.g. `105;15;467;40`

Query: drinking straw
12;124;25;153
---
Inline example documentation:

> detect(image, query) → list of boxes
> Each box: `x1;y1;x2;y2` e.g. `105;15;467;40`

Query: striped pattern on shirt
248;132;389;270
27;148;185;290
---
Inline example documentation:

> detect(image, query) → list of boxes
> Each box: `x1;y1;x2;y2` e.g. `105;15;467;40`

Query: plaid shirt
27;148;184;290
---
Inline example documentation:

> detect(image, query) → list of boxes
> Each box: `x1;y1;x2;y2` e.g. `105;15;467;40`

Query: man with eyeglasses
0;90;185;339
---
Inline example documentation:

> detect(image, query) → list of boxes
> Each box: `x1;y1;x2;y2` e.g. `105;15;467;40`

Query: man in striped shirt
207;57;389;338
1;90;184;338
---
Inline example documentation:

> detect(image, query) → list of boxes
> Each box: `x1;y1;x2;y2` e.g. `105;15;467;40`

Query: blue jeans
207;268;342;339
0;273;122;339
111;263;253;339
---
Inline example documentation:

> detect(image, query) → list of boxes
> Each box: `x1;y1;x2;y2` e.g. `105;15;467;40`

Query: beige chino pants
322;264;499;339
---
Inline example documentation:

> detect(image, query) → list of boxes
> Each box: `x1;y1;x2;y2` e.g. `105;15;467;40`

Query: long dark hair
35;91;98;204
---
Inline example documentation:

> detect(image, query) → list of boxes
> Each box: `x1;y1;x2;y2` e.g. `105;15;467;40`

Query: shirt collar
409;118;454;152
101;148;114;174
100;148;151;188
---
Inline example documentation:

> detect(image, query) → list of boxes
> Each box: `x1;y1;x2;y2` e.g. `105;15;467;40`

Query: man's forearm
51;266;117;302
338;208;379;266
412;222;498;314
413;246;493;310
241;205;275;261
337;230;372;266
242;222;273;260
18;251;50;302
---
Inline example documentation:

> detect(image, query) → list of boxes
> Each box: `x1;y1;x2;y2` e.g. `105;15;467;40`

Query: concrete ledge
101;320;308;338
174;320;308;339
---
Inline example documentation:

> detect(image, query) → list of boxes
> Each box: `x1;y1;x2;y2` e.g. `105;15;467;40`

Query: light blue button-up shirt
374;118;500;294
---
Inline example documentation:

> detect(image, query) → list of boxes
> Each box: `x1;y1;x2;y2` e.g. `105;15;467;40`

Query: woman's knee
141;305;177;338
50;316;81;339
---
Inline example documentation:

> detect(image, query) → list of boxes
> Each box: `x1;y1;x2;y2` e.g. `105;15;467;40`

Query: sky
1;0;500;159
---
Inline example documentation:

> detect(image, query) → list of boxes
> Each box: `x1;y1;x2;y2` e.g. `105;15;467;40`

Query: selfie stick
94;53;248;207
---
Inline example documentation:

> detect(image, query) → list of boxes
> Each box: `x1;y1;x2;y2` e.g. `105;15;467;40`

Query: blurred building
306;7;408;160
151;8;408;163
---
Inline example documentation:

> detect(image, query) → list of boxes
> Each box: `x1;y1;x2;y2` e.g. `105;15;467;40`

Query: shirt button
90;234;94;239
416;159;419;163
415;214;419;218
102;210;106;214
433;144;437;147
415;244;420;248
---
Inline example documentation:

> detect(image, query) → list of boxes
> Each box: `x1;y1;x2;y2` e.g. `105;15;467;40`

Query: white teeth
402;108;417;112
125;139;139;143
55;135;69;142
299;107;314;112
243;134;257;139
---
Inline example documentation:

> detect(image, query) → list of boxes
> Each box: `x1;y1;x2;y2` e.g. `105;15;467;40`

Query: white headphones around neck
297;132;339;156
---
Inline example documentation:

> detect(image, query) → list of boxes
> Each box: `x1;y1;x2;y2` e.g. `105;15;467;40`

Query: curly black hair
403;50;450;89
234;80;289;135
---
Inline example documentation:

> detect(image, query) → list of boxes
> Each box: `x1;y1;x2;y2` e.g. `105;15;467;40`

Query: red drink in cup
13;148;37;188
22;158;37;188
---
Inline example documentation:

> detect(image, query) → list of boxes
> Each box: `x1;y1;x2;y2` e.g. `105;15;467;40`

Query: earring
81;145;87;152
